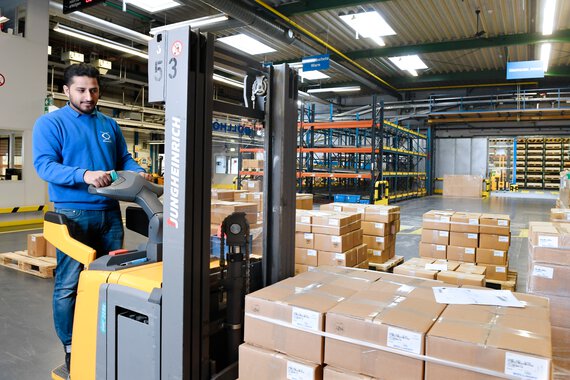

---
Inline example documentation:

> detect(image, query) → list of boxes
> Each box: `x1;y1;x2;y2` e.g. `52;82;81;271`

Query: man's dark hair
63;63;100;87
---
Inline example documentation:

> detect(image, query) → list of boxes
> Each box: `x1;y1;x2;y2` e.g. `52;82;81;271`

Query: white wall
0;0;49;215
435;138;488;178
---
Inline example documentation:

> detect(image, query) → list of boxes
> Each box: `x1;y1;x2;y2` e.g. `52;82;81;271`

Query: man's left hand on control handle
84;170;112;188
138;172;153;182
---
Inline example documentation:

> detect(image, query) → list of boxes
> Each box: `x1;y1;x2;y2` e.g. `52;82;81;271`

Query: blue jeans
52;208;124;348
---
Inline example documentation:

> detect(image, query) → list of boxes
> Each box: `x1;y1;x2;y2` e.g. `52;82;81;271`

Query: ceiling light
0;16;9;24
150;14;228;35
217;34;276;55
213;74;244;88
124;0;181;13
299;69;330;80
307;86;361;94
540;43;551;72
542;0;557;35
407;69;418;77
370;36;386;47
339;11;396;39
53;24;149;59
389;55;428;71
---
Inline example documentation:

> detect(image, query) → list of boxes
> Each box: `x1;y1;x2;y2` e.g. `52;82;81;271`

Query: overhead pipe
194;0;399;97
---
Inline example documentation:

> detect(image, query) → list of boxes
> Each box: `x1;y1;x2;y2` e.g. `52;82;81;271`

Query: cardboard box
308;265;383;285
547;294;570;329
296;232;315;249
446;245;476;263
296;248;318;266
436;270;485;286
419;242;447;260
432;259;461;271
363;234;395;251
296;210;313;232
449;232;478;248
238;343;323;380
211;201;258;224
422;210;454;231
421;229;449;245
450;212;481;233
314;232;352;253
233;191;250;202
479;233;510;251
355;243;368;264
363;205;400;223
550;208;570;223
242;179;262;192
296;193;314;210
361;221;395;236
27;233;46;257
45;240;57;258
476;248;508;266
211;189;245;201
320;203;355;213
323;366;378;379
246;192;263;211
367;244;395;264
242;159;264;169
528;261;570;297
393;264;437;280
455;263;486;276
425;293;552;380
404;257;435;266
529;221;570;257
312;212;361;236
479;213;511;235
354;260;370;269
318;248;358;267
479;264;508;281
244;271;374;364
552;326;570;362
295;264;312;275
443;175;482;198
324;277;448;379
529;245;570;266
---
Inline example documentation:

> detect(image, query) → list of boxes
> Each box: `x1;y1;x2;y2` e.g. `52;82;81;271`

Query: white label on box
301;217;310;224
465;248;475;254
468;233;477;239
436;245;446;251
567;214;570;221
331;236;341;244
469;218;478;225
494;250;505;257
329;219;340;226
441;216;450;223
303;233;313;240
498;236;509;243
387;326;422;354
439;231;449;237
426;263;448;271
378;210;389;215
333;206;342;212
239;193;247;199
291;307;319;331
247;182;255;188
538;235;558;248
307;249;317;257
498;219;509;226
287;361;314;380
373;250;381;256
376;237;385;243
254;194;261;199
496;266;506;273
31;236;36;242
532;265;554;279
505;352;549;380
335;253;345;260
375;223;383;229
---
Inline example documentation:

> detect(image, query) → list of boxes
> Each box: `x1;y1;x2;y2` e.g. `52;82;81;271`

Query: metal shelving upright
515;137;569;189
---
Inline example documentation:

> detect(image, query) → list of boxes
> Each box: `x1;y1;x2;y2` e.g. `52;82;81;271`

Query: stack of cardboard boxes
239;266;553;380
419;210;511;282
394;257;486;286
527;221;570;378
27;233;56;258
295;210;368;273
319;203;401;265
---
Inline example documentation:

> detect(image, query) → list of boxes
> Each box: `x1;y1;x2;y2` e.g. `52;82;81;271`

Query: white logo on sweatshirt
101;132;112;143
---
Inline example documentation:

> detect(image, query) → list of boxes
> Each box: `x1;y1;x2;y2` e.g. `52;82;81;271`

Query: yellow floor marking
518;229;528;238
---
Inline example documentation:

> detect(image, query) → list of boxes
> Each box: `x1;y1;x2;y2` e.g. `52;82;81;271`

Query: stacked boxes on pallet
239;267;553;380
320;203;400;265
527;222;570;377
295;210;367;273
418;210;511;284
28;233;56;258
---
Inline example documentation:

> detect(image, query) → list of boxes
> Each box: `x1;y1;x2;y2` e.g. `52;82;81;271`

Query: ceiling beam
276;0;389;17
344;29;570;60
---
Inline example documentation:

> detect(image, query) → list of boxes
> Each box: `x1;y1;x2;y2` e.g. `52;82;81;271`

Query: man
32;63;152;372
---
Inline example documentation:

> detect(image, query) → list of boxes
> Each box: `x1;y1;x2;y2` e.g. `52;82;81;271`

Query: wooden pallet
0;251;57;278
368;255;404;272
485;270;517;291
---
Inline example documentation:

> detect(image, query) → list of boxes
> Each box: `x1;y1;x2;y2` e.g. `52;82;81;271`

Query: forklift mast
148;28;298;379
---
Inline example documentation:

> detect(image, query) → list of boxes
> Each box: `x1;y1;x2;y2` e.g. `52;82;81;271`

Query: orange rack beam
299;172;372;179
298;120;373;130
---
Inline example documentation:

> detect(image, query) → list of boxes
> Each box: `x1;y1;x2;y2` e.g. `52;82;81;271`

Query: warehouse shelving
515;137;569;189
296;101;427;203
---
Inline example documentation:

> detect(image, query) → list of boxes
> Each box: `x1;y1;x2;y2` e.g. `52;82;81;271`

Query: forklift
46;27;298;380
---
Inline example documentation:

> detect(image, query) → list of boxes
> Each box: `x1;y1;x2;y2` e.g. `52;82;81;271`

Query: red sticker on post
171;41;183;56
0;74;5;87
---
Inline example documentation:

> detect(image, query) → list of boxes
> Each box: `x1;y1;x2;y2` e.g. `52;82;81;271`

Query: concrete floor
0;195;555;379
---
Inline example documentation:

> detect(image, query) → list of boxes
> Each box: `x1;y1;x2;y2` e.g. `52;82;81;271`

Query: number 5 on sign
148;33;167;102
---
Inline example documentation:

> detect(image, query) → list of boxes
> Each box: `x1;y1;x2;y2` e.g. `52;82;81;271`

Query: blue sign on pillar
302;54;330;72
506;60;544;80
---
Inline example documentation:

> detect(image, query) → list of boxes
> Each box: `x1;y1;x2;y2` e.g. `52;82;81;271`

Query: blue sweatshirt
33;104;144;210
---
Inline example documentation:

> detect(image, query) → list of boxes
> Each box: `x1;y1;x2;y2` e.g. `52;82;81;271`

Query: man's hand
139;172;154;182
84;170;112;188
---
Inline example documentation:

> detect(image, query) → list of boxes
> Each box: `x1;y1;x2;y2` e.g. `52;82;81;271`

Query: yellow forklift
46;28;298;380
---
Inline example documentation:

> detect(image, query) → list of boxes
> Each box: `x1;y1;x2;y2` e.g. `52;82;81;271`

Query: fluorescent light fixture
213;74;244;88
0;16;9;24
217;34;276;55
540;43;552;72
124;0;181;13
150;14;228;35
307;86;361;94
389;55;428;72
339;11;396;39
53;24;149;59
299;69;330;80
542;0;557;35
